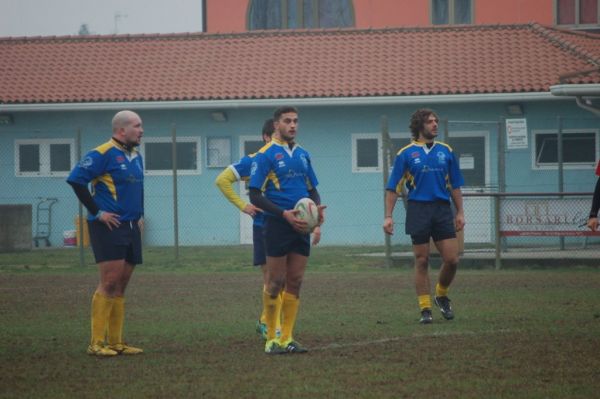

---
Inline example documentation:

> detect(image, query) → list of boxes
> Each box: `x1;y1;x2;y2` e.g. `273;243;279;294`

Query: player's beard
421;129;437;141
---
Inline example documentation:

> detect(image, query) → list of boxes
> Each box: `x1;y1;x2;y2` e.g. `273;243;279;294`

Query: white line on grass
311;329;515;351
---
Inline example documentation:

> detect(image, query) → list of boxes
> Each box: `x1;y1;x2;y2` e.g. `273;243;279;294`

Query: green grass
1;247;599;398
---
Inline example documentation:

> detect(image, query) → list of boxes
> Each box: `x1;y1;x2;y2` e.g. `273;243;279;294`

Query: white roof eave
0;91;561;112
549;84;600;98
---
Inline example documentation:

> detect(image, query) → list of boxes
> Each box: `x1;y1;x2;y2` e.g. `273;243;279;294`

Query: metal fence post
381;115;391;268
76;128;85;267
557;116;565;250
171;124;179;261
494;194;501;270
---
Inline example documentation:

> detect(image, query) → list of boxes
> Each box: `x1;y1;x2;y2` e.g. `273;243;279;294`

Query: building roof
0;23;598;104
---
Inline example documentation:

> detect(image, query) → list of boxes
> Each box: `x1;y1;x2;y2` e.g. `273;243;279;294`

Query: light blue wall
0;100;597;247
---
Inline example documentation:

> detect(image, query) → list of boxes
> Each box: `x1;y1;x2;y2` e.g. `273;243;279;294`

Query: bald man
67;110;145;356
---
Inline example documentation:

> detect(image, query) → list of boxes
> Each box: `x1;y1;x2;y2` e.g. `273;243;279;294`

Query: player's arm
450;188;465;232
215;167;260;216
383;189;398;235
67;181;100;216
383;152;406;235
587;177;600;231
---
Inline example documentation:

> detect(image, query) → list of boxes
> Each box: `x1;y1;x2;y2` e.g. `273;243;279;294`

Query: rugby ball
294;197;320;233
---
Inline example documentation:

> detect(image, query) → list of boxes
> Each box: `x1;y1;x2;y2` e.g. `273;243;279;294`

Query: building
0;14;599;248
205;0;600;33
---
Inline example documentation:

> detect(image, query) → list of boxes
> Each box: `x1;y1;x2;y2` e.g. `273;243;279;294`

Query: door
447;132;491;244
239;136;265;244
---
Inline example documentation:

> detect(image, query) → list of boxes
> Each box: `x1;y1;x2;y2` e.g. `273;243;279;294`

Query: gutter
550;84;600;116
0;92;559;112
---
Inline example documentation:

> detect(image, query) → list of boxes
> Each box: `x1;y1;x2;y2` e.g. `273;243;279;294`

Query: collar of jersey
270;137;297;156
110;138;137;154
412;140;436;147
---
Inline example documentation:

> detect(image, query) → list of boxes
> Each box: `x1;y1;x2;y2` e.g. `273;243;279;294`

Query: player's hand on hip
383;217;394;235
243;204;262;217
98;211;121;230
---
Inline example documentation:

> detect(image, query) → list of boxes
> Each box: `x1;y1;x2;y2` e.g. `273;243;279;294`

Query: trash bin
63;230;77;247
75;216;90;247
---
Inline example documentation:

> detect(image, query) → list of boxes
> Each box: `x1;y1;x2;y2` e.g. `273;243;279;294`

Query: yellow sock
279;291;300;344
90;291;114;346
435;283;449;297
418;294;432;311
262;290;279;340
275;290;283;332
107;296;125;345
259;285;268;324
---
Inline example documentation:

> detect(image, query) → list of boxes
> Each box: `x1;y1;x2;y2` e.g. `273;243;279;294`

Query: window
532;130;598;169
248;0;354;30
142;137;201;175
557;0;599;25
206;137;231;168
15;139;74;177
432;0;472;25
352;134;382;173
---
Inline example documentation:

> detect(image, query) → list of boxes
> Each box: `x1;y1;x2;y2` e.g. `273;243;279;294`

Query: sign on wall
500;198;600;236
506;118;528;149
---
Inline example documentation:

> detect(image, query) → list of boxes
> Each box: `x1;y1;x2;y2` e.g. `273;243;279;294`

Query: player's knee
285;275;303;293
266;278;285;296
414;254;429;269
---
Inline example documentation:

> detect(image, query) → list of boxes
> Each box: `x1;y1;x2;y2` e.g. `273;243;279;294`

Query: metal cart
33;197;58;247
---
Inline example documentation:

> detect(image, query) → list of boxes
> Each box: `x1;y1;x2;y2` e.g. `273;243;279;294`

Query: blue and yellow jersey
67;138;144;221
249;138;319;212
228;153;265;227
386;140;464;202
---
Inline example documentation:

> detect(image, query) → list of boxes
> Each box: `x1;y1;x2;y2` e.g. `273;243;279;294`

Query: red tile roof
0;24;598;104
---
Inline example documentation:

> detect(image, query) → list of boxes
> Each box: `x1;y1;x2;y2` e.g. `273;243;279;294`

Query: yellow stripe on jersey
396;141;416;156
256;142;281;191
93;174;118;200
262;171;280;191
435;141;454;152
95;140;116;155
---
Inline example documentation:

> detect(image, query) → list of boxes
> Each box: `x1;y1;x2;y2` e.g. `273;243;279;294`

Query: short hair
112;110;139;132
262;118;274;137
273;106;298;121
409;108;438;140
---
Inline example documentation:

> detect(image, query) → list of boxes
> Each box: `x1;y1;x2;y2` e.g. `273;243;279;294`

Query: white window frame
14;138;75;177
141;136;201;176
206;136;232;168
531;128;599;170
352;133;382;173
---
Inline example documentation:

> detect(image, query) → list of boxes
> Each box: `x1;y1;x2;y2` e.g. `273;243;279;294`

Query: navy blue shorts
88;220;143;265
405;200;456;245
264;215;310;257
252;224;267;266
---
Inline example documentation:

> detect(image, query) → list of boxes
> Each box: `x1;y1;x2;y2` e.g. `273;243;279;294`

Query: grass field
1;246;599;398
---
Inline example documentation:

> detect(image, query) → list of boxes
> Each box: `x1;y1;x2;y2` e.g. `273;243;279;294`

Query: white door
447;132;492;244
239;136;264;244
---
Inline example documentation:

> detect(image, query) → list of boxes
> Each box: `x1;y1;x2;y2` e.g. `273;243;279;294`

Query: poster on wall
506;118;528;149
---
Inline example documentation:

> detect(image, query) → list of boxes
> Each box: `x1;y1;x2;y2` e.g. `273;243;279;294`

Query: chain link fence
1;115;599;266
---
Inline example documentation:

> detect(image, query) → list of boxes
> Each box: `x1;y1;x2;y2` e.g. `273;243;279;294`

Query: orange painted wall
476;0;554;25
204;0;556;33
205;0;247;33
353;0;428;28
